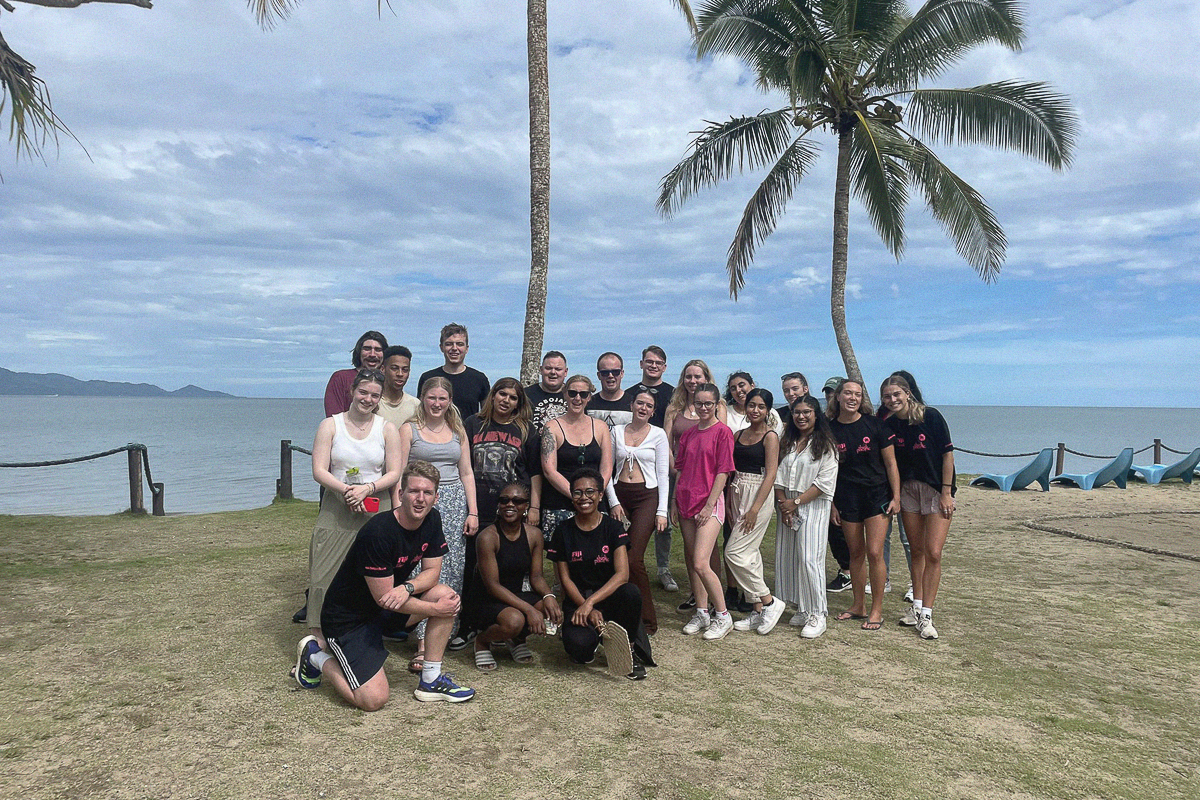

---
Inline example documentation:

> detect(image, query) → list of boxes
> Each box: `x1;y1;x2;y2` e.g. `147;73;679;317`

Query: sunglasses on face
566;389;591;399
497;495;529;505
597;369;622;378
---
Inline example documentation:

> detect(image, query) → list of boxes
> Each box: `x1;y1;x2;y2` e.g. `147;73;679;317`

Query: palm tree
658;0;1077;384
519;0;550;385
1;0;152;175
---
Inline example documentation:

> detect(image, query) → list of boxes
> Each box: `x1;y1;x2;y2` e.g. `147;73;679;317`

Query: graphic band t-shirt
828;414;894;490
417;366;491;419
886;407;956;494
545;515;629;594
320;508;447;635
463;415;542;525
525;383;567;430
587;394;634;429
674;422;736;518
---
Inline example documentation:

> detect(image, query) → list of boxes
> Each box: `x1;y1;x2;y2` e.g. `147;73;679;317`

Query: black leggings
561;584;642;664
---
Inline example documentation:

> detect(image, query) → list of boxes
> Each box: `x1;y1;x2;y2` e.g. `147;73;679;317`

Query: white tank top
330;413;386;484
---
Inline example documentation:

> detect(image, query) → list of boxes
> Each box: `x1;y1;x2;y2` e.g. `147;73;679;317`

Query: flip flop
507;639;535;664
473;647;498;671
600;622;634;678
861;619;883;631
408;652;425;674
835;611;867;621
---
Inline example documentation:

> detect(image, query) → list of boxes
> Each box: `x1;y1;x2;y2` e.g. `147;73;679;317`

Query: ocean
0;396;1196;516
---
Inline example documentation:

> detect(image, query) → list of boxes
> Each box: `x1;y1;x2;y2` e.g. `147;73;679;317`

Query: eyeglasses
497;495;529;505
642;359;665;367
597;369;622;378
570;487;600;498
566;389;591;399
694;400;716;409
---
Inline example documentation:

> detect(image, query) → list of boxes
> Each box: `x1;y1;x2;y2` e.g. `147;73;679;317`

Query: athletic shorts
683;493;725;525
833;482;890;524
325;619;389;691
900;480;950;516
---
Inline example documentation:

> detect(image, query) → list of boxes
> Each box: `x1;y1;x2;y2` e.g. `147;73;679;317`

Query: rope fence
0;443;165;515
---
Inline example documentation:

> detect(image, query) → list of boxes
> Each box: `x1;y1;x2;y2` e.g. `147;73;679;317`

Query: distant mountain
0;368;236;398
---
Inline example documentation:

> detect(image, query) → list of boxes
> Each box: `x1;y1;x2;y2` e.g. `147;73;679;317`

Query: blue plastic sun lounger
1128;447;1200;485
1050;447;1133;490
969;448;1053;492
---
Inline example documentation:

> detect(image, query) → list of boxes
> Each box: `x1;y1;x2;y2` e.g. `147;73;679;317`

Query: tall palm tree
519;0;550;385
658;0;1077;383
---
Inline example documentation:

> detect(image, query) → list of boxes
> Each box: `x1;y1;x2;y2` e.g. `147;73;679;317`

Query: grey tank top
409;425;462;482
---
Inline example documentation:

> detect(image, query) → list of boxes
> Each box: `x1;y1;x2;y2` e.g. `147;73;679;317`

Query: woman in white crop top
605;388;669;634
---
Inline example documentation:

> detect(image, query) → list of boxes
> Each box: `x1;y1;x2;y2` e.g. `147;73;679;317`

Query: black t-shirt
320;508;448;635
545;514;629;595
828;414;894;491
525;383;567;431
626;380;674;428
587;392;634;429
463;415;543;525
417;366;491;419
886;407;956;494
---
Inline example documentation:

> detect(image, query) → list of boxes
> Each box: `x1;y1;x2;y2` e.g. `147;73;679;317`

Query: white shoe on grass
800;615;827;639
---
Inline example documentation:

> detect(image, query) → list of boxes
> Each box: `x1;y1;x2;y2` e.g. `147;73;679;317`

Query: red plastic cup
363;496;380;513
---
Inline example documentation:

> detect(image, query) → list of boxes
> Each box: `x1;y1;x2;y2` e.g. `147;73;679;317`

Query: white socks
421;660;442;684
310;651;332;671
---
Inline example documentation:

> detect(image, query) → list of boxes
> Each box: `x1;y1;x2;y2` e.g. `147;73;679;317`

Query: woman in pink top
673;383;736;641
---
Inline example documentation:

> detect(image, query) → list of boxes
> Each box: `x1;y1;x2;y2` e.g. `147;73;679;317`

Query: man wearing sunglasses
587;352;633;429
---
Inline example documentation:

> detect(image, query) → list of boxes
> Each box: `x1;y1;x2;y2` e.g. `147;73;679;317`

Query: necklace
625;424;650;447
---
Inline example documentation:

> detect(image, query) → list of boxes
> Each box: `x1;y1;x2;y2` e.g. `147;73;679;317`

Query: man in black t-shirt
292;462;475;708
525;350;569;430
417;323;490;418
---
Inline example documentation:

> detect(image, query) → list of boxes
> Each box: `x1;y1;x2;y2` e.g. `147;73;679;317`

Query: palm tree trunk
830;126;863;386
521;0;551;385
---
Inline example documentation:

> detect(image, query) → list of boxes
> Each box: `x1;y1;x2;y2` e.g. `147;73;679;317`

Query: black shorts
325;619;389;691
469;590;542;632
834;482;891;524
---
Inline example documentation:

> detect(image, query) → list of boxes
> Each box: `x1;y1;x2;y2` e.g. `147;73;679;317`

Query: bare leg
680;518;701;606
921;514;951;609
902;510;927;605
842;521;867;617
691;517;727;613
319;658;390;712
864;515;889;623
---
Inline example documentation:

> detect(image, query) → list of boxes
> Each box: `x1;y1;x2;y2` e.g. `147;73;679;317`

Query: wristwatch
403;582;415;595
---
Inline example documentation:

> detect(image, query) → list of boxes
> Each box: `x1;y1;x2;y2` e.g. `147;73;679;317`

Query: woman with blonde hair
399;376;479;668
880;373;955;640
540;374;613;540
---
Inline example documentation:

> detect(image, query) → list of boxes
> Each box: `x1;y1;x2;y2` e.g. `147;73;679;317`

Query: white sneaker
733;611;762;632
658;570;679;592
757;598;786;635
917;616;939;639
788;612;807;627
800;614;827;639
903;584;914;603
702;613;734;640
899;605;920;627
682;610;710;635
864;580;891;595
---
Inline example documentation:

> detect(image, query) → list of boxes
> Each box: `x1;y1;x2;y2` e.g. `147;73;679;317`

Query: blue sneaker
293;635;322;689
413;672;475;703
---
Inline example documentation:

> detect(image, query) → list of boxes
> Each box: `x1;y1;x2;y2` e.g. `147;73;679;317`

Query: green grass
0;495;1197;800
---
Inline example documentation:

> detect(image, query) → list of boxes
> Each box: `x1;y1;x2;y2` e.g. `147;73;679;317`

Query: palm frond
849;115;912;258
905;80;1077;168
657;109;797;216
247;0;302;30
873;0;1024;88
727;133;822;296
906;134;1005;281
0;28;78;168
695;1;830;99
671;0;700;35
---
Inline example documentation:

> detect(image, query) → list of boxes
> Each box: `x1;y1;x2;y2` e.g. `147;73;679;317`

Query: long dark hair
476;377;531;437
781;395;836;461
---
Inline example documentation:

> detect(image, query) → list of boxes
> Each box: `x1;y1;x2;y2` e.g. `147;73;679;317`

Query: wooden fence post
152;484;165;516
1055;443;1065;477
278;439;294;500
128;446;145;514
1154;438;1162;464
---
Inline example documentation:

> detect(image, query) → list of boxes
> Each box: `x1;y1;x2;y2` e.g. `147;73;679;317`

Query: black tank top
494;527;532;595
733;430;768;474
545;420;604;510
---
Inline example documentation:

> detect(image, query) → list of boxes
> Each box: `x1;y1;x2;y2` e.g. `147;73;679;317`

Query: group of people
289;326;956;710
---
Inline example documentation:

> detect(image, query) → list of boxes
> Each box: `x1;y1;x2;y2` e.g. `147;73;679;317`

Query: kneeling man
293;460;475;708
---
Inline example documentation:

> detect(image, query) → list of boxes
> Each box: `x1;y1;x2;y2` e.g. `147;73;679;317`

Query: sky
1;1;1196;406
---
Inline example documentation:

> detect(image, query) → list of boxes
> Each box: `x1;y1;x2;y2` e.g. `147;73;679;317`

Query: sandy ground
0;480;1197;800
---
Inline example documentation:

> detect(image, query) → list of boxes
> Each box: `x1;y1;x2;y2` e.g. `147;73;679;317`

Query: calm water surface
0;397;1196;515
